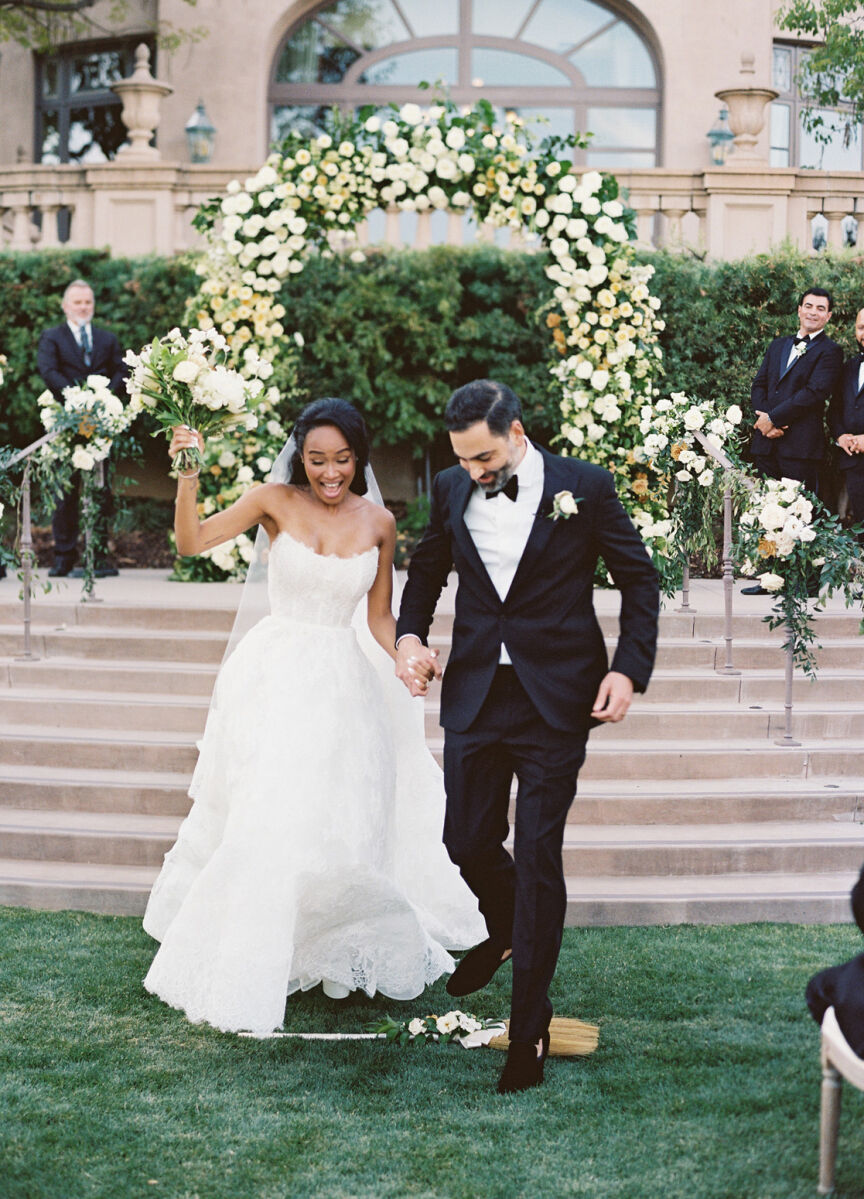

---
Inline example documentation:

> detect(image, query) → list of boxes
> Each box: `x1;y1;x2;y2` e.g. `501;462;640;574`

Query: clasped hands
754;411;787;440
838;433;864;456
395;637;633;722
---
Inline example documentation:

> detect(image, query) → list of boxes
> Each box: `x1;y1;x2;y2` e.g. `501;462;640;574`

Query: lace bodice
267;531;379;627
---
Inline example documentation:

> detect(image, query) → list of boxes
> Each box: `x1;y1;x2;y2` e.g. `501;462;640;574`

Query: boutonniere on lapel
791;339;809;361
550;490;582;521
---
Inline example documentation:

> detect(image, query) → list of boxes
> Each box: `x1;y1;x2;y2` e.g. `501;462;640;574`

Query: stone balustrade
1;161;861;260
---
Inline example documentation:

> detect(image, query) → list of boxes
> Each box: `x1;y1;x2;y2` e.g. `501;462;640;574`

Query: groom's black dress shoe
497;1031;550;1094
740;584;769;595
446;939;511;998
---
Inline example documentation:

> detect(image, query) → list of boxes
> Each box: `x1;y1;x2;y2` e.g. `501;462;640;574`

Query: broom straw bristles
488;1016;599;1057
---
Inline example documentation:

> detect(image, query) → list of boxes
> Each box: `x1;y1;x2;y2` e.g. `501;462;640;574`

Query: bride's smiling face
302;424;357;504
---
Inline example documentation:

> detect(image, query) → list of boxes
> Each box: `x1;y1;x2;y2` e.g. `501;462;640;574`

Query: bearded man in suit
37;279;127;576
828;307;864;537
394;379;659;1093
741;287;843;594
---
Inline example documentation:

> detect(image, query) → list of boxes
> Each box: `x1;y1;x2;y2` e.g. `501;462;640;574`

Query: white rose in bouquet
759;572;785;592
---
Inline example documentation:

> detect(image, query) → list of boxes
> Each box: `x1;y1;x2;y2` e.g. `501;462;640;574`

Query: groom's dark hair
290;397;370;495
445;380;523;435
799;286;833;310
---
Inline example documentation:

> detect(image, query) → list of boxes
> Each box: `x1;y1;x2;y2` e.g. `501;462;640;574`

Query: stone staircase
1;579;863;924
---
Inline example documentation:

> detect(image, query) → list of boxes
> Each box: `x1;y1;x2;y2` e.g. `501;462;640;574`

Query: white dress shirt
67;319;92;351
786;328;823;369
858;357;864;395
463;438;544;664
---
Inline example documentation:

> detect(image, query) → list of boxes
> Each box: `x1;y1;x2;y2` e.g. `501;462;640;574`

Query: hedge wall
2;244;862;458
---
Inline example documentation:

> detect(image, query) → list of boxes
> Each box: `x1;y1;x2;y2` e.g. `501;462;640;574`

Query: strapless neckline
274;529;379;563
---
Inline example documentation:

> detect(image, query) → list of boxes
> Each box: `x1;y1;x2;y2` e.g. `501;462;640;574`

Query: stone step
3;806;862;881
564;871;860;926
0;856;858;924
3;689;862;742
2;764;859;827
3;727;863;779
2;657;218;697
0;626;227;664
3;599;859;639
427;636;864;672
0;601;236;633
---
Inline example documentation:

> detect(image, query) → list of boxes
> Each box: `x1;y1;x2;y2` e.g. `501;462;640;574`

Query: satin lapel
450;470;500;601
777;337;798;381
504;449;565;600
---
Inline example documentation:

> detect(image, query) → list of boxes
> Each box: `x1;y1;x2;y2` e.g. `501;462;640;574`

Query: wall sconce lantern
185;100;216;164
706;107;734;165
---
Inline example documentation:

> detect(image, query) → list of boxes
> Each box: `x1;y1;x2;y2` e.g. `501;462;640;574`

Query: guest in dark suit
742;287;843;594
394;379;660;1092
37;279;127;576
806;863;864;1057
828;307;864;538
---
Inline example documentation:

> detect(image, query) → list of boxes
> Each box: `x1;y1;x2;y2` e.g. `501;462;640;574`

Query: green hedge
2;243;862;458
0;250;196;448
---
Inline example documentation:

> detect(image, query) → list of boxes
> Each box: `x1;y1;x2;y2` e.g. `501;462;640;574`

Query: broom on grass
488;1016;599;1057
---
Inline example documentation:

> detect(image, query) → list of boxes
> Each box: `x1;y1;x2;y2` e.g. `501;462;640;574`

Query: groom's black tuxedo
828;354;864;526
749;333;842;495
397;444;659;1043
397;447;659;733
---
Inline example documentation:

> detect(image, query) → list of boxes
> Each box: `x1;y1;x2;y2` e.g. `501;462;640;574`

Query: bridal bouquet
37;374;132;479
124;327;267;477
366;1010;505;1047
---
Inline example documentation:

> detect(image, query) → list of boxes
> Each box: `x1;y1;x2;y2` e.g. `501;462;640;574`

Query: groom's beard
476;446;522;493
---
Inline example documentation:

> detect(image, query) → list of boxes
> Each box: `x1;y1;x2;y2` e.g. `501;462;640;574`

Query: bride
143;397;483;1035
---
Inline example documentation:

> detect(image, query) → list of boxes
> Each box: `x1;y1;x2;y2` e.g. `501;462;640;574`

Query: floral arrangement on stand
734;476;864;675
36;375;135;595
635;391;747;594
182;93;669;579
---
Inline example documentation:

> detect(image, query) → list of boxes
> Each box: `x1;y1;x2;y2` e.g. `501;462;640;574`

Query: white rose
683;408;704;431
581;196;601;216
580;170;603;195
436;1013;459;1034
759;502;786;532
557;491;579;515
435;157;457;180
759;571;785;592
602;199;624;217
457;153;475;173
218;450;237;468
726;405;743;424
590;369;610;391
236;465;254;484
697;469;714;487
575;360;594;380
446;127;465;150
399;103;423;125
71;446;96;471
172;360;200;384
408;1018;425;1037
256;457;272;473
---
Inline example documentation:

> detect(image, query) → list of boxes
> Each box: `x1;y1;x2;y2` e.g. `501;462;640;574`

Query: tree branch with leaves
778;0;864;150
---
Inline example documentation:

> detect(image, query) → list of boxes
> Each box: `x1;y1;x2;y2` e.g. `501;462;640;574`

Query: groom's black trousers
443;665;589;1044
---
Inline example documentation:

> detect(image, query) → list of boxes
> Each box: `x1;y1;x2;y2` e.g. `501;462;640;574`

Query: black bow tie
793;335;809;345
485;475;519;501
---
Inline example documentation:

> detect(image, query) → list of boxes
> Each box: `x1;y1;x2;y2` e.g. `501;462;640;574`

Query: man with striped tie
37;279;127;576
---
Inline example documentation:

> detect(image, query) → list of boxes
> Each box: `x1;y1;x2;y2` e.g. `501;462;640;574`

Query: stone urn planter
714;87;779;161
111;44;173;160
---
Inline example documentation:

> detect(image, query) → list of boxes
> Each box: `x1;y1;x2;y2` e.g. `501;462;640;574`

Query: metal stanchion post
717;478;740;676
775;629;800;746
13;462;39;661
676;558;693;612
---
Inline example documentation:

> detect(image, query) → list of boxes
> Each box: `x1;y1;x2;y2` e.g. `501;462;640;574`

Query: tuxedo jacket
806;953;864;1058
37;322;127;400
396;447;660;734
749;332;843;460
828;355;864;472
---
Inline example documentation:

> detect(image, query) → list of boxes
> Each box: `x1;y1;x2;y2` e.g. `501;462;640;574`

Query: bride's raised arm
170;425;275;556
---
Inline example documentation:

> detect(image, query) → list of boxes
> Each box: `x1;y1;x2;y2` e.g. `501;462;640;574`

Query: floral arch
188;95;671;579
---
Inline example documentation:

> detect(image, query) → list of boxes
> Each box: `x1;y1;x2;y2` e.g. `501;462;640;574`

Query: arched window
269;0;661;168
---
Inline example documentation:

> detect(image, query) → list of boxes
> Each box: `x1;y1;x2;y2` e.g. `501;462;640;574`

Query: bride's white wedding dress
143;530;484;1035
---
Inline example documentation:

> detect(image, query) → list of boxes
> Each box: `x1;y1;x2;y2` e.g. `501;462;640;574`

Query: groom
395;380;659;1093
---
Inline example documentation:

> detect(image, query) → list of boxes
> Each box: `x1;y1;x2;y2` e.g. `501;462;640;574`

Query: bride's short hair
290;397;370;495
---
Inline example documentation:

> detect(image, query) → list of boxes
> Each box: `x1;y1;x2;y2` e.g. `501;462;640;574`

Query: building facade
0;0;861;259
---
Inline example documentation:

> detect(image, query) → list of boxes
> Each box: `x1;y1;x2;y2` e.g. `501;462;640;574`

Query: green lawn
1;908;863;1199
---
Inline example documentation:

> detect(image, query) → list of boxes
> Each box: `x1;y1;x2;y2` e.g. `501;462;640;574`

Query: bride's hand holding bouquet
124;327;269;478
